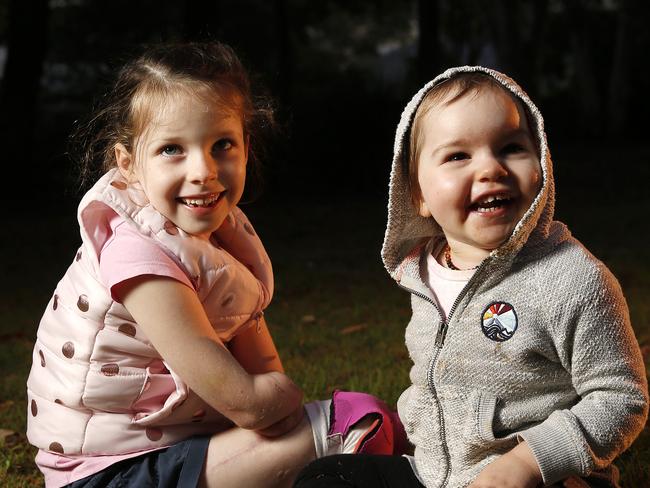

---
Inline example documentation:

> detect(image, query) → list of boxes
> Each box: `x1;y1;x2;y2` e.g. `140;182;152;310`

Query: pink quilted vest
26;169;273;456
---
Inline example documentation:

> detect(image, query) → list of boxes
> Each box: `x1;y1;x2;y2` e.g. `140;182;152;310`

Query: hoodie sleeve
518;260;648;485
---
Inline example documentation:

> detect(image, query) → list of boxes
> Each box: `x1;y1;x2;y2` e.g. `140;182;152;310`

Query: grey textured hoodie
381;66;648;487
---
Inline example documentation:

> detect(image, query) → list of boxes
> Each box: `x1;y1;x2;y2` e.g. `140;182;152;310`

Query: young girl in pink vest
26;42;405;488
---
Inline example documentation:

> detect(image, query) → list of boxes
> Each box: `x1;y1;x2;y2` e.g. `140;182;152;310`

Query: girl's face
417;87;541;262
117;92;247;240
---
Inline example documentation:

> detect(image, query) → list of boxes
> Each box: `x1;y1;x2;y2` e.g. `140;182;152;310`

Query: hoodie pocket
464;389;499;444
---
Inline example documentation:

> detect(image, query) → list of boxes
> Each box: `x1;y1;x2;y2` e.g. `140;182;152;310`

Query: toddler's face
417;87;541;257
119;93;247;240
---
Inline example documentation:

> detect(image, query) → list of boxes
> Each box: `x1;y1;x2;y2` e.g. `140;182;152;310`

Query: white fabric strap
304;399;379;457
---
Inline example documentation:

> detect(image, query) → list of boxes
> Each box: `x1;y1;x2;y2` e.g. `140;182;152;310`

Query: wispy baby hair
71;41;274;189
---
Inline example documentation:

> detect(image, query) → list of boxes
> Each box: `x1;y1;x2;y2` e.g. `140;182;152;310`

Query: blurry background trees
0;0;648;206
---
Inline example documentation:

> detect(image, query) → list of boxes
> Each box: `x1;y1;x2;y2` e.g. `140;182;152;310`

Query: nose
188;150;217;184
475;152;508;182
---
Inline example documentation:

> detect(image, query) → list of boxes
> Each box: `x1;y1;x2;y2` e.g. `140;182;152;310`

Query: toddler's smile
469;192;514;214
416;86;541;265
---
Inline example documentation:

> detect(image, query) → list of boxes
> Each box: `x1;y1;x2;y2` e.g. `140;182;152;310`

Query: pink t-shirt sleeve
99;215;193;299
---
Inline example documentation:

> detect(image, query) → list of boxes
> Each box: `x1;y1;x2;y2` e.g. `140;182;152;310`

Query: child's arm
227;316;307;437
515;263;649;485
228;315;284;374
469;441;542;488
117;275;304;435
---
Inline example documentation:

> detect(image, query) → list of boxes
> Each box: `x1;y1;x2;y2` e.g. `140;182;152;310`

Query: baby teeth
479;195;506;204
182;195;219;207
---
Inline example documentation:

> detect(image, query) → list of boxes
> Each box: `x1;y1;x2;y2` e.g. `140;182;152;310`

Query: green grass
1;184;649;485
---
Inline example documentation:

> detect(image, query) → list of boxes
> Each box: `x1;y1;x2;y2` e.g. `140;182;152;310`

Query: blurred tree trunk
184;0;220;41
418;0;439;83
0;0;49;170
607;0;631;135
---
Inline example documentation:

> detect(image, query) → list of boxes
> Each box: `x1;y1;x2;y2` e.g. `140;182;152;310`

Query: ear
114;143;137;182
244;135;250;164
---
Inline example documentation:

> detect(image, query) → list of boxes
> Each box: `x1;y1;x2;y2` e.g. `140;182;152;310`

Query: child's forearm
509;442;542;484
227;315;284;374
182;336;302;430
119;275;303;431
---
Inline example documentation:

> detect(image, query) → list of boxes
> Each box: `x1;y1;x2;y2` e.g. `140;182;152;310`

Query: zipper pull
435;323;446;347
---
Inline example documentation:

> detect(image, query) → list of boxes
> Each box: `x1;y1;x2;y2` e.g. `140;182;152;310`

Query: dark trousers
294;454;425;488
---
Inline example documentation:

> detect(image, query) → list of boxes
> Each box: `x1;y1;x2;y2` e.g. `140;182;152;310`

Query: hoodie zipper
398;282;452;487
397;259;488;487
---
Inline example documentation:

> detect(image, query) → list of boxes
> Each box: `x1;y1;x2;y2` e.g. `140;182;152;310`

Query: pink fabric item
329;390;409;455
100;215;194;298
36;215;193;487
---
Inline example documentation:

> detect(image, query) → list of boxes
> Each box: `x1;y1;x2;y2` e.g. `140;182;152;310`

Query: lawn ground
1;142;649;486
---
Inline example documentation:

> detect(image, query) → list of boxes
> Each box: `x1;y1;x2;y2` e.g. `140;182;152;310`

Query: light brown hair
405;72;538;209
71;42;274;190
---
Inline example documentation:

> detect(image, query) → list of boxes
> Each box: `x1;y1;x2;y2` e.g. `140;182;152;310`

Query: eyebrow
430;128;532;157
430;138;471;158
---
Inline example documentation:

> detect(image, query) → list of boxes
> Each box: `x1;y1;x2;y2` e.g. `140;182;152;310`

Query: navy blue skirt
67;436;210;488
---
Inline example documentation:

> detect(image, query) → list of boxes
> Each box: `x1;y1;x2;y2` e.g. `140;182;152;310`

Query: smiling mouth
469;195;513;213
177;193;222;208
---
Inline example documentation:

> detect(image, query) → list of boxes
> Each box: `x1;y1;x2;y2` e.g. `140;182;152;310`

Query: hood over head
381;66;555;279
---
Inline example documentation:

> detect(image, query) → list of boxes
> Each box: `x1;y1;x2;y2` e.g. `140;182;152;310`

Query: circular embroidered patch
481;302;518;342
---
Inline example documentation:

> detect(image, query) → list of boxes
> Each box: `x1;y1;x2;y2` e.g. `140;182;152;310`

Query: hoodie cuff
518;415;586;486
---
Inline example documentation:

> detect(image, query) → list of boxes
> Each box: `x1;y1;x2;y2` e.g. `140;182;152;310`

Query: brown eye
502;143;525;154
213;139;233;152
447;152;469;162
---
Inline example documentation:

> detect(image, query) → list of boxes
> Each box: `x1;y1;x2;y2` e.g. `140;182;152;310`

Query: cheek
525;167;542;200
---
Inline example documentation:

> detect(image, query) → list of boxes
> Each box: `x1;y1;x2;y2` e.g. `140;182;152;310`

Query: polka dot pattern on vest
146;428;163;441
164;220;178;235
118;323;136;337
101;363;119;376
77;295;89;312
49;442;64;454
110;180;127;190
62;342;74;358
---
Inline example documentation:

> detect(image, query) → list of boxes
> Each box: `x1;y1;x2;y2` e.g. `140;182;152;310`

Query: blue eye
161;145;182;156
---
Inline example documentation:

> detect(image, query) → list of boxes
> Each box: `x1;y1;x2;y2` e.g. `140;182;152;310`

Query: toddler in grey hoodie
294;67;648;488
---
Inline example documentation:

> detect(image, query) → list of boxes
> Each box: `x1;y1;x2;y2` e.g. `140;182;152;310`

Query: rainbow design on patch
481;302;518;342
